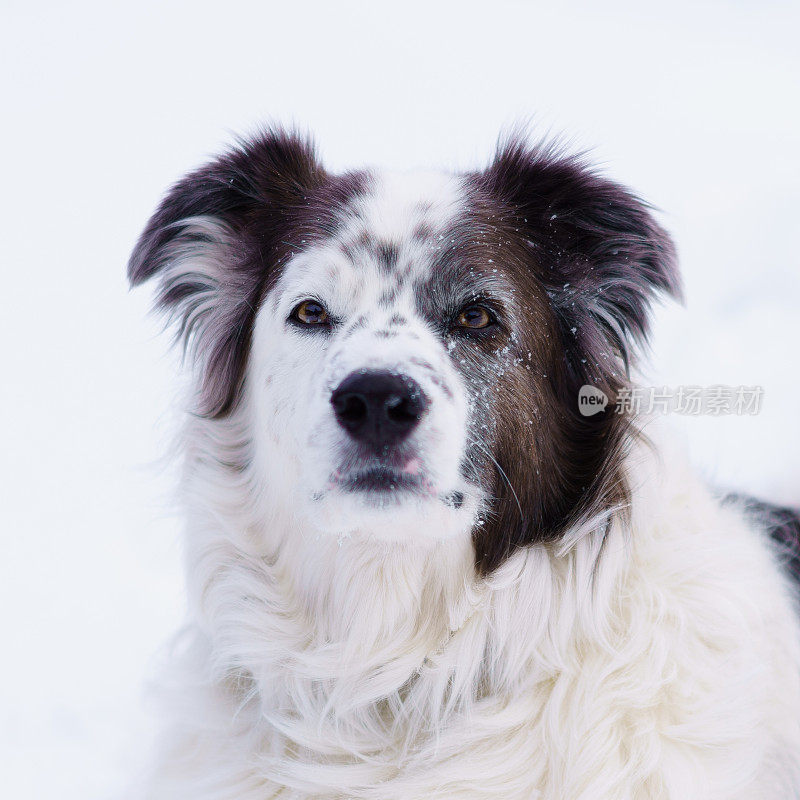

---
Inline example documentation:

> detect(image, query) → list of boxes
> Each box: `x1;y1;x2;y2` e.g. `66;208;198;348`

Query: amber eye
291;299;329;326
456;304;494;330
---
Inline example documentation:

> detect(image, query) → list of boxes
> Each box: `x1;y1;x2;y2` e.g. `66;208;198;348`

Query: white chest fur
141;430;800;800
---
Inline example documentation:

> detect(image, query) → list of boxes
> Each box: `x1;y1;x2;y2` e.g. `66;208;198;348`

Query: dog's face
130;130;679;572
247;171;476;544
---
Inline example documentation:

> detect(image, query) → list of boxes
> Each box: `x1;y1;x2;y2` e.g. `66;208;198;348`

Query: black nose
331;370;429;451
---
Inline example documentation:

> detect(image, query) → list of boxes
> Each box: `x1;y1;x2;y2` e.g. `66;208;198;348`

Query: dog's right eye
290;299;330;327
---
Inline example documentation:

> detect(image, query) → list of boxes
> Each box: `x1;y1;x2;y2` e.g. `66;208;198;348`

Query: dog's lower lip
336;466;420;492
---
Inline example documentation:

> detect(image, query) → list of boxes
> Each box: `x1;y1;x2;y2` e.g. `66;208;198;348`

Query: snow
1;1;798;797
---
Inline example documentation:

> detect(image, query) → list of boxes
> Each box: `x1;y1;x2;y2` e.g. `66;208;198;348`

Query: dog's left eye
290;299;329;326
455;304;494;330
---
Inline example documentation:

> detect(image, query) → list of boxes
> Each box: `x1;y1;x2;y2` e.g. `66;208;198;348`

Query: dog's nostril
331;371;428;451
334;393;368;424
386;393;421;424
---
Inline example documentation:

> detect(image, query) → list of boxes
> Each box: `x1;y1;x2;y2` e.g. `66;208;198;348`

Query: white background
2;1;799;796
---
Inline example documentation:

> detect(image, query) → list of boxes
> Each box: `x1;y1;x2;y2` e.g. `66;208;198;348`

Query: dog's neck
276;532;478;654
185;487;482;684
177;413;630;789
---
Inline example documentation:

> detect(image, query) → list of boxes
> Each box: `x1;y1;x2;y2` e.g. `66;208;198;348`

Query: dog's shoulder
724;492;800;585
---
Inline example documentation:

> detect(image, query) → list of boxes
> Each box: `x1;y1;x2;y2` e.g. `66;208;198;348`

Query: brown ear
470;136;681;572
128;129;327;417
477;137;681;367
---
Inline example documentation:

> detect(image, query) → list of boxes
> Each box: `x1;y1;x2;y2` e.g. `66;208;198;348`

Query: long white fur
138;172;800;799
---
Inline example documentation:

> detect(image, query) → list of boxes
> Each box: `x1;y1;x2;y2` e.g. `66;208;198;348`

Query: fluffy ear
470;137;682;571
478;136;681;371
128;129;328;417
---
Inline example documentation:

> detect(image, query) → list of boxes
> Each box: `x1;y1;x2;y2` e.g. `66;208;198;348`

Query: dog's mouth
312;459;474;538
334;465;423;494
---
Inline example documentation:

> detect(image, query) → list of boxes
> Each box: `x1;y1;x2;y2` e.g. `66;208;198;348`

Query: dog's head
129;129;679;573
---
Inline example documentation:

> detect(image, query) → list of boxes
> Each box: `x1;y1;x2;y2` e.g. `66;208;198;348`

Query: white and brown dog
129;129;800;799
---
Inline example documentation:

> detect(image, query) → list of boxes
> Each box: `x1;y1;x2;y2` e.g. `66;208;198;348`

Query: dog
129;128;800;799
